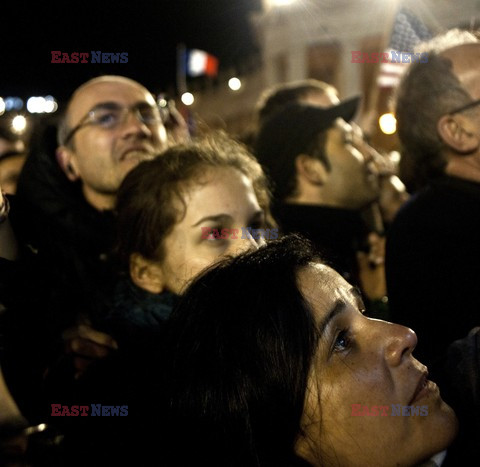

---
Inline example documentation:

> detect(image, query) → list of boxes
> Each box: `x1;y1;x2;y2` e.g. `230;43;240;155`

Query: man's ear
437;114;479;154
56;146;80;181
295;154;328;185
129;253;165;294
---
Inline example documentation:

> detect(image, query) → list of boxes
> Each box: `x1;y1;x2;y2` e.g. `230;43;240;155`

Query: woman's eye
333;329;351;352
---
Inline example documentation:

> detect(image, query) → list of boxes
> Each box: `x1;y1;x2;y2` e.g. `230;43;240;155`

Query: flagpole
176;43;187;96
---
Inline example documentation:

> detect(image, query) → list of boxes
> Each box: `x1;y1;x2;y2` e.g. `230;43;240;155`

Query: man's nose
120;109;152;137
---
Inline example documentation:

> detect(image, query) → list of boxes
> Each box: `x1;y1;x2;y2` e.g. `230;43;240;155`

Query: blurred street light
228;77;242;91
11;115;27;134
379;112;397;135
181;92;195;106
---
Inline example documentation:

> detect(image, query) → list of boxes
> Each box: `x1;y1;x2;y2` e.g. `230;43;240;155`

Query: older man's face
63;79;167;209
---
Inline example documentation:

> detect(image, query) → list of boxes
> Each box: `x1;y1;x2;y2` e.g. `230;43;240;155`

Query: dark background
1;0;262;101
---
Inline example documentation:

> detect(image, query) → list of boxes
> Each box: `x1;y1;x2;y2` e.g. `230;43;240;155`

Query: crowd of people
0;27;479;466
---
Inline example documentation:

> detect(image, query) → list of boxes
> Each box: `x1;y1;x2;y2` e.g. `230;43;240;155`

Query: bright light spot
27;96;46;113
379;113;397;135
0;98;5;116
158;98;168;108
388;150;401;164
228;77;242;91
44;96;58;113
270;0;295;6
11;115;27;134
44;100;58;113
181;92;194;106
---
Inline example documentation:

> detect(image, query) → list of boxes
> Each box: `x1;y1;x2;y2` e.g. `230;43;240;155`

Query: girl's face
148;166;265;295
295;264;457;466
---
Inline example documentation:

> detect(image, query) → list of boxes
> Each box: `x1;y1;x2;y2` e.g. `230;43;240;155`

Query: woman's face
157;166;265;295
296;264;457;466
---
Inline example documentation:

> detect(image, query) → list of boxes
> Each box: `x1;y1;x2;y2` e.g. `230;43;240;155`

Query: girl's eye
202;227;229;245
249;221;264;231
205;228;222;241
333;329;351;352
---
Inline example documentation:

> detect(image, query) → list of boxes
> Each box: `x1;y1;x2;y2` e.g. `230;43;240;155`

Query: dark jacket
1;123;117;420
386;176;480;367
272;202;369;284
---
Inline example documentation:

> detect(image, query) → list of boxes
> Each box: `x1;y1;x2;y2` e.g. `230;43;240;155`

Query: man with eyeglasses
2;76;167;422
386;35;480;372
56;75;167;211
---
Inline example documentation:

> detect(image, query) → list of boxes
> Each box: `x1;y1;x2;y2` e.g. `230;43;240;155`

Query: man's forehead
67;79;155;124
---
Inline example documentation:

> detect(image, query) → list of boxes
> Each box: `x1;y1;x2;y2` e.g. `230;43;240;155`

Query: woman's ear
295;154;329;185
129;253;165;294
437;114;480;154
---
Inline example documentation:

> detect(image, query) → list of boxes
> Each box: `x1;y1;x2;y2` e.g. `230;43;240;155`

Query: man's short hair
395;30;478;191
415;28;478;54
57;112;71;148
256;79;337;124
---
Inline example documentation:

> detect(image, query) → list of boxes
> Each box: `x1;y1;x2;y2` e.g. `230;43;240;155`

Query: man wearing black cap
255;98;383;301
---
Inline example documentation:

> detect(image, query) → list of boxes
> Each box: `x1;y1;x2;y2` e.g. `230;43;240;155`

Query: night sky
1;0;262;101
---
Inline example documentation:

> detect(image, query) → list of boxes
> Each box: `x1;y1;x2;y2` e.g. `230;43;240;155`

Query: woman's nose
227;229;262;256
382;322;418;367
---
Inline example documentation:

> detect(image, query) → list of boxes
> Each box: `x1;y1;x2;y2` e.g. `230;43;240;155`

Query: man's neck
286;189;348;210
445;154;480;184
82;186;116;211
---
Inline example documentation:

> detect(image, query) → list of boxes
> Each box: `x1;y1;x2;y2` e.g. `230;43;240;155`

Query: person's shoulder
388;186;437;232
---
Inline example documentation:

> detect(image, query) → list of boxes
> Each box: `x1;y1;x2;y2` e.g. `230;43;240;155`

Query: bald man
386;36;480;367
56;76;167;210
2;77;167;419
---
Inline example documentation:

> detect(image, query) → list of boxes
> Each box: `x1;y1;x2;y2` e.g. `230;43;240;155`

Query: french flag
186;49;219;77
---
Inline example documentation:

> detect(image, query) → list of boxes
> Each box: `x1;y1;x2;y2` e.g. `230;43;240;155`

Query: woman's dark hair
163;235;322;466
115;133;273;268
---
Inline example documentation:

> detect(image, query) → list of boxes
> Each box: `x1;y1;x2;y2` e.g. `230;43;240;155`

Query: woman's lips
410;373;438;404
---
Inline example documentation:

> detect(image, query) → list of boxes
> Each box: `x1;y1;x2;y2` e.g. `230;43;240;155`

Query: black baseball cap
255;96;360;162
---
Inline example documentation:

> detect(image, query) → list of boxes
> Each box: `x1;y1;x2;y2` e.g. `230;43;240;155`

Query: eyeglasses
63;101;162;145
448;98;480;115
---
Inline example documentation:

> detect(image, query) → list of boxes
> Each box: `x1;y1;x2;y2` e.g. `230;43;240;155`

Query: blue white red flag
186;49;219;77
